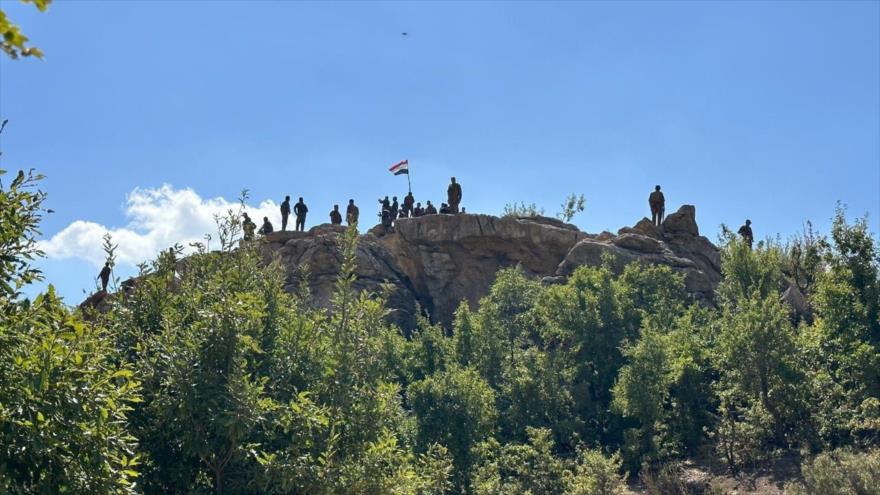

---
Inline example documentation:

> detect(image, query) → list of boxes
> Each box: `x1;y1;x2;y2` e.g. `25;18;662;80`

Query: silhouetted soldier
242;213;256;240
402;192;415;218
447;177;462;213
380;206;393;233
98;262;111;292
378;196;390;212
330;204;343;225
259;216;274;235
738;219;754;249
649;185;665;226
413;202;424;217
390;196;399;220
280;195;291;231
425;201;437;215
346;199;360;225
439;203;450;214
461;207;467;214
294;197;308;232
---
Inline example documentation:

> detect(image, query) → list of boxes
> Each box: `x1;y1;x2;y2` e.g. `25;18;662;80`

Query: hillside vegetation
1;171;878;494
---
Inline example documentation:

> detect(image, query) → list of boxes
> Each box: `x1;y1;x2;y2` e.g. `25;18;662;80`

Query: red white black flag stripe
389;160;409;175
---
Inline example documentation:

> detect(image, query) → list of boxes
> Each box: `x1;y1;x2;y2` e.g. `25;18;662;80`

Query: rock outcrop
261;205;722;329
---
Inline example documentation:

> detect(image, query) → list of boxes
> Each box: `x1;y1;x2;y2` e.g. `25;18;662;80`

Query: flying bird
401;32;408;36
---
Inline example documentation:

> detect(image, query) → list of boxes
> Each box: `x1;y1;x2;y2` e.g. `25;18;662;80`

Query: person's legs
282;215;288;231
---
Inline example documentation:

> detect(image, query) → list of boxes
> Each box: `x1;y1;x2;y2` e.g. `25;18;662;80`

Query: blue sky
1;0;878;302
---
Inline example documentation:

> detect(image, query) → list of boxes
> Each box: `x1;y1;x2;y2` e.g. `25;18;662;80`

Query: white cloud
39;185;279;267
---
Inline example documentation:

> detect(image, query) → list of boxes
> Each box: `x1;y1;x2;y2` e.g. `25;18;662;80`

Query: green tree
473;429;627;495
803;207;880;447
472;428;570;495
0;169;141;494
410;367;497;492
712;236;811;468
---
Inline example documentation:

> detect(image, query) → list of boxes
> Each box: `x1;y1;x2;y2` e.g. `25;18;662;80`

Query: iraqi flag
389;160;409;176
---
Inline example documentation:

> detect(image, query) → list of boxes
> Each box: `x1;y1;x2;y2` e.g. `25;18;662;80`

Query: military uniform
649;189;665;226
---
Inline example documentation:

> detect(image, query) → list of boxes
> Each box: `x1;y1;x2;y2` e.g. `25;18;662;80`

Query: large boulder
612;233;664;254
263;227;420;329
618;217;662;239
386;214;586;325
557;240;638;275
663;205;699;237
260;211;726;325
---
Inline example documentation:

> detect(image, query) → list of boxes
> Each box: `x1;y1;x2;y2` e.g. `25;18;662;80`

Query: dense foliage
1;171;878;493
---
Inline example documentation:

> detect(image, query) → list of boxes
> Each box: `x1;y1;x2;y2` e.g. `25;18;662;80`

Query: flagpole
407;162;412;194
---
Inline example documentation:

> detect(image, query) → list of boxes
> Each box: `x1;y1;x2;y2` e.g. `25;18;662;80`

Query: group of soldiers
205;181;755;247
235;177;465;240
376;177;464;231
96;180;755;291
649;184;753;248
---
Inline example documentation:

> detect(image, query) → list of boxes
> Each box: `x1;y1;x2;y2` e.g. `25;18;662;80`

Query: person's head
349;199;354;204
263;217;269;222
333;204;339;210
427;201;432;205
285;195;290;201
393;196;397;201
451;177;456;183
746;219;751;225
655;185;661;191
416;202;421;207
105;261;110;267
243;213;250;219
298;197;303;202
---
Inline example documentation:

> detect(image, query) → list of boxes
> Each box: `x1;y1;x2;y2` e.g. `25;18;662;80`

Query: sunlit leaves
0;1;51;59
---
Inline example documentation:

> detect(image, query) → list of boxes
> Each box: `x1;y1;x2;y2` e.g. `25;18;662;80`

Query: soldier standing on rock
447;177;462;214
346;199;360;226
259;216;274;235
381;206;393;233
390;196;399;221
294;197;308;232
402;192;415;218
330;205;343;225
649;185;665;226
280;195;291;231
425;201;437;215
738;219;754;249
242;213;257;240
98;262;111;292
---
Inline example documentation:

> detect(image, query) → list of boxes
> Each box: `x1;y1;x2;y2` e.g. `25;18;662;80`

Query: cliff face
261;205;722;329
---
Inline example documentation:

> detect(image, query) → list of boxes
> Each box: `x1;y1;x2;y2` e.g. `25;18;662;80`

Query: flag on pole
389;160;409;176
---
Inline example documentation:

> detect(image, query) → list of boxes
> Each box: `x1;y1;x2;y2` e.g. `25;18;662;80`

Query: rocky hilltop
260;205;721;329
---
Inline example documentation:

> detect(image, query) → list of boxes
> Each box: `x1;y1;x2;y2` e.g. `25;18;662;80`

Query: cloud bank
39;185;279;266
